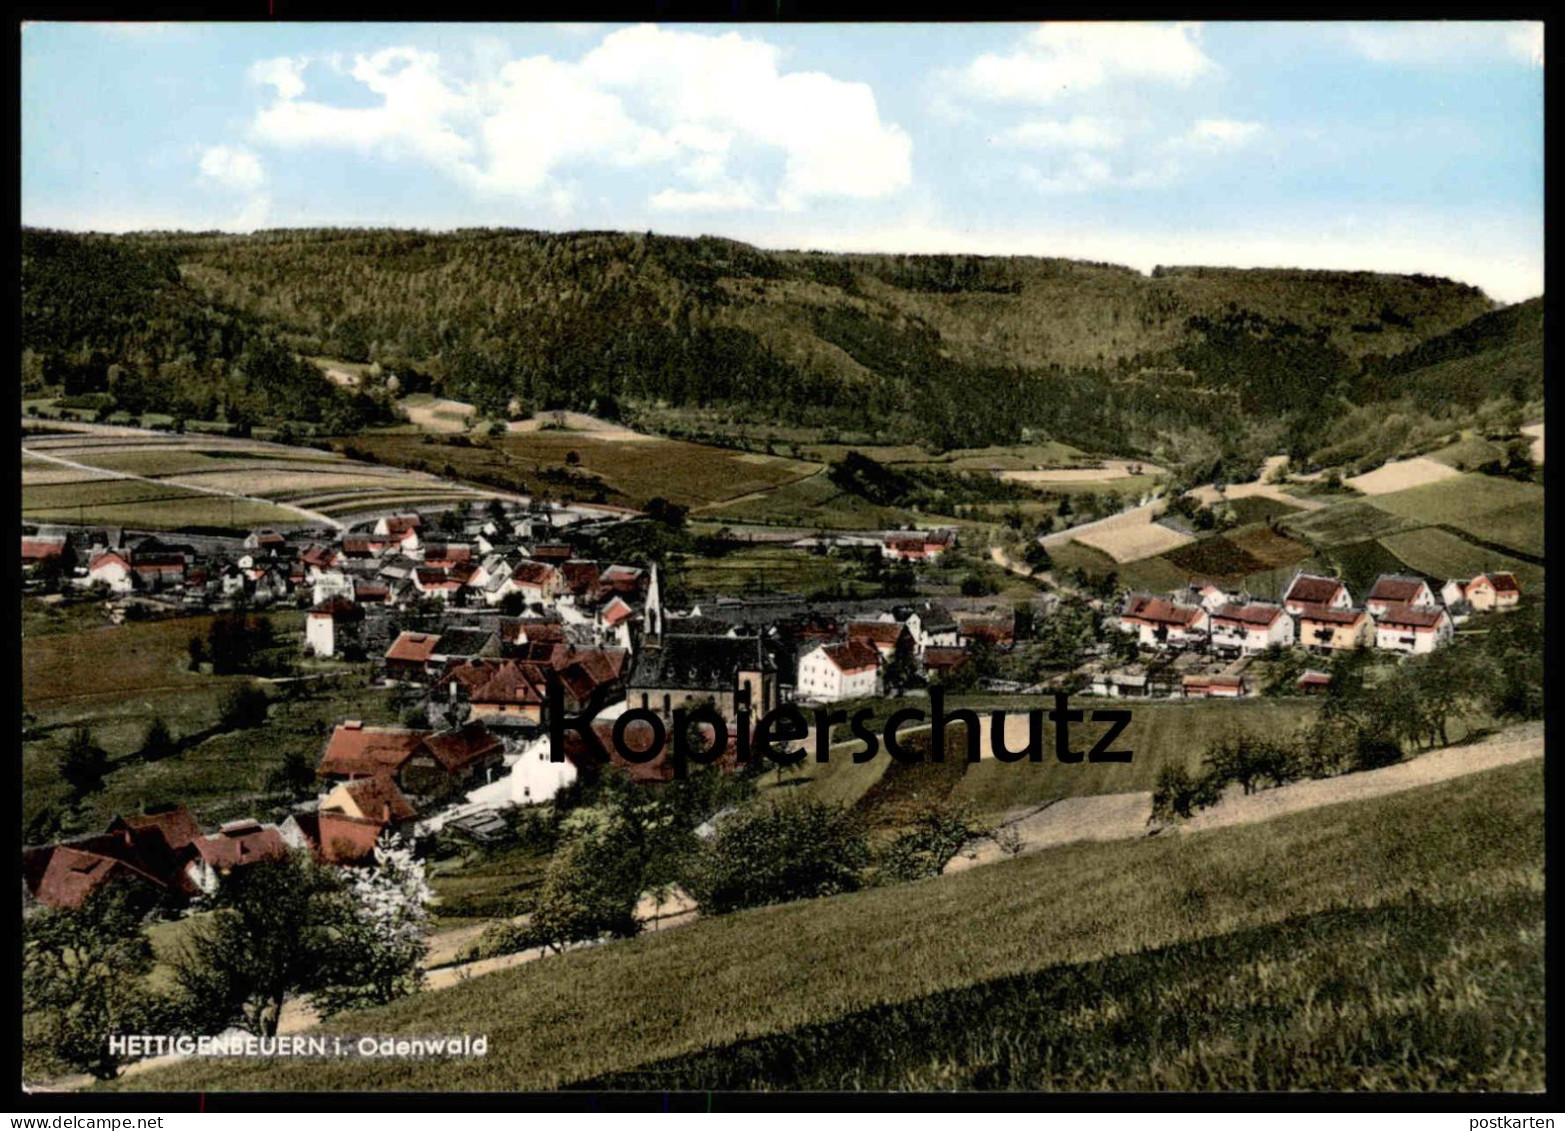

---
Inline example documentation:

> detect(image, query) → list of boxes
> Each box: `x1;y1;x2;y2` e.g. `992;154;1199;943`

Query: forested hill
21;227;1528;460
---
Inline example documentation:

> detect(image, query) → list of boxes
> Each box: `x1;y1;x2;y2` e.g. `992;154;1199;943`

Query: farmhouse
502;560;564;607
317;719;505;801
86;549;135;593
1442;572;1522;612
187;820;288;894
385;631;442;682
1208;602;1293;655
1282;572;1352;616
21;534;68;570
796;639;881;704
1365;574;1437;618
438;659;548;723
881;529;956;562
1373;604;1454;655
1118;595;1209;649
1295;606;1373;653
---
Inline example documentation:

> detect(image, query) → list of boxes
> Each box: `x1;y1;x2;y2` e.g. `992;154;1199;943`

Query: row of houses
1118;570;1521;659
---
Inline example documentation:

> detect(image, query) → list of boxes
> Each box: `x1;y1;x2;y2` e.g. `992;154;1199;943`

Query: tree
265;750;317;799
1023;541;1052;574
137;716;176;763
310;834;431;1017
24;884;168;1080
683;798;870;915
187;634;206;672
524;820;647;953
218;685;270;731
172;853;352;1037
60;726;110;801
875;805;988;883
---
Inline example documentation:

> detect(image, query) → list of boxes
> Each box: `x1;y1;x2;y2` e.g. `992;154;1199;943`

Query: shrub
684;799;870;915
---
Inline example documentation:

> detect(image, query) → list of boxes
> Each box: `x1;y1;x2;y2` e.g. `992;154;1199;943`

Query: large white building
796;640;881;703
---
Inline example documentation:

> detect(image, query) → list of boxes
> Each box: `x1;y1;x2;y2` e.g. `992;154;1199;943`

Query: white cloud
198;144;265;191
960;22;1213;103
1172;118;1263;150
993;116;1124;150
248;56;307;100
234;26;910;213
1342;22;1543;68
252;47;476;170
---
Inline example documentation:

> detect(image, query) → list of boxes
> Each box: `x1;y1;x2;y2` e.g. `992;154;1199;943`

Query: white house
1118;595;1210;649
507;740;579;805
311;570;356;606
1207;602;1294;654
1373;604;1453;655
85;550;135;593
1442;572;1521;613
1282;572;1352;616
796;640;881;703
1364;574;1437;618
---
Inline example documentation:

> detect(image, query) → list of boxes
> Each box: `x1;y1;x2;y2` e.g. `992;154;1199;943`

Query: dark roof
1367;575;1429;603
1210;602;1286;628
1285;574;1345;606
433;627;497;657
629;634;772;692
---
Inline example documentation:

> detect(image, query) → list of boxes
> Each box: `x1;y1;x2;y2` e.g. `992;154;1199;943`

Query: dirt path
693;465;828;516
947;721;1542;872
22;446;346;531
1522;423;1544;464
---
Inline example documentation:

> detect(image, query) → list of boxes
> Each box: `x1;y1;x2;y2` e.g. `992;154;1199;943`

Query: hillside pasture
1378;528;1545;593
1281;500;1421;548
1369;474;1544;559
113;759;1543;1093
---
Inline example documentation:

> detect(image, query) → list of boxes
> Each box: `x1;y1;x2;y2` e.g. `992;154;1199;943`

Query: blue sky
22;20;1544;302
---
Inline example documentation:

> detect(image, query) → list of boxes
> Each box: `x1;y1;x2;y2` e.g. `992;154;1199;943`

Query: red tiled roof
1374;604;1449;630
510;560;559;588
320;724;429;777
922;647;970;672
21;537;66;562
600;596;633;625
420;722;505;776
32;847;166;910
1297;605;1367;627
194;822;287;870
415;568;462;590
1285;575;1345;606
1488;572;1521;594
1367;576;1428;603
1121;596;1205;629
441;659;548;707
334;775;417;823
382;515;420;535
315;812;384;866
89;550;131;572
823;639;881;674
109;806;202;854
499;617;565;645
1210;602;1285;628
562;560;601;595
848;621;907;645
386;631;440;663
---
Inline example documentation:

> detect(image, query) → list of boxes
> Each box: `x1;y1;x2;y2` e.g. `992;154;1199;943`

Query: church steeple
644;561;663;645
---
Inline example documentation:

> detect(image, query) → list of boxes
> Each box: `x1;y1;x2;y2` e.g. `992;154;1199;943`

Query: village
18;495;1523;915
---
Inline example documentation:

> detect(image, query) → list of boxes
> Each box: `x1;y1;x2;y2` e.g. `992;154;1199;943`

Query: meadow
21;607;393;834
112;758;1543;1092
1368;474;1545;560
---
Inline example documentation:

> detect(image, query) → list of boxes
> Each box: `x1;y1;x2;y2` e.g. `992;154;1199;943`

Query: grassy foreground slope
117;758;1543;1093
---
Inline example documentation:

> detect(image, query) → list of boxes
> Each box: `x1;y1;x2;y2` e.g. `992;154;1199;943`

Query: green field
344;429;819;513
675;545;870;598
1379;527;1545;593
1224;494;1304;526
1319;538;1415;599
702;470;921;530
1281;499;1421;548
22;610;390;834
1047;539;1189;592
113;758;1543;1092
1369;474;1544;559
